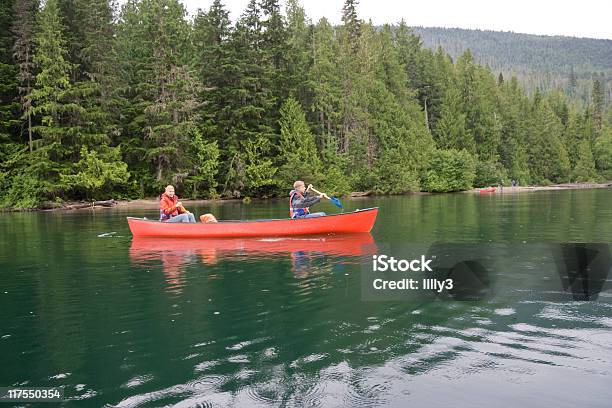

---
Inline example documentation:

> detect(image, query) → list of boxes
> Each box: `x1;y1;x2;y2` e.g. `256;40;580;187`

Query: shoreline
466;182;612;194
7;182;612;212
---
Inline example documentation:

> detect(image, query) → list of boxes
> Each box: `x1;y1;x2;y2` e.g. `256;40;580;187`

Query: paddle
307;186;343;210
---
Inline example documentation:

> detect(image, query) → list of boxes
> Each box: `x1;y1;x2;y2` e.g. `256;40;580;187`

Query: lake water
1;189;611;407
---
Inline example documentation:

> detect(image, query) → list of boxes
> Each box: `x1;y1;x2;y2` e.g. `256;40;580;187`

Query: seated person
289;180;326;219
159;185;196;223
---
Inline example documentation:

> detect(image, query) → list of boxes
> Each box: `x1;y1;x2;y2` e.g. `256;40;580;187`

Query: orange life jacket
159;193;180;221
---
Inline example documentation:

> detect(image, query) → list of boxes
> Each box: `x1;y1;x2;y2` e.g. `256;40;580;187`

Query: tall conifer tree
10;0;38;151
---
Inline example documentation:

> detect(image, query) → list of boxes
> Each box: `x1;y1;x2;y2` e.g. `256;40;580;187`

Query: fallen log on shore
350;191;372;197
62;199;118;210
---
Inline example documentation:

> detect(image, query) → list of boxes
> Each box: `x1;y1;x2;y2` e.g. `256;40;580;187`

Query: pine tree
10;0;39;151
29;0;74;156
63;0;124;192
115;0;158;189
527;100;570;183
78;0;119;109
341;0;360;53
310;17;342;140
370;81;433;193
139;0;203;187
57;0;80;64
285;0;311;104
572;139;597;182
7;0;77;205
562;109;582;169
27;0;128;201
395;23;448;133
143;65;205;183
568;66;577;96
277;97;322;189
343;21;375;186
498;77;530;184
338;0;363;154
260;0;288;102
376;25;411;105
434;85;473;152
593;126;612;178
395;20;422;90
0;0;18;143
592;79;604;135
456;51;501;161
221;0;277;197
192;0;233;151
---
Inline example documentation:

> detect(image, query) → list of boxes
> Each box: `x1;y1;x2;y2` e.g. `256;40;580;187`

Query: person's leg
167;213;190;223
304;212;326;218
187;213;196;223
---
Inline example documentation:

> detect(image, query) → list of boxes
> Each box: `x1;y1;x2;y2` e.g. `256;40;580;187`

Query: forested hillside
412;27;612;104
1;0;611;209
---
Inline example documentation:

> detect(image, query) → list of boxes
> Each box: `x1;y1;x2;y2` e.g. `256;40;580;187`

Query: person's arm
292;193;321;208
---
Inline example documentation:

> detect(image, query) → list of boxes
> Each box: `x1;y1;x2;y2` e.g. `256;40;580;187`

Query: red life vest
159;193;180;221
289;191;310;218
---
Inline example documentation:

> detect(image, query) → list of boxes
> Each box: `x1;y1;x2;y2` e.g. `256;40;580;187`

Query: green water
1;190;611;407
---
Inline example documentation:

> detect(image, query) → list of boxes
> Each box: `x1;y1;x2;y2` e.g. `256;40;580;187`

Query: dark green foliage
572;140;597;182
218;0;278;197
60;146;129;199
284;0;311;104
0;0;608;209
474;160;506;188
592;79;604;135
593;127;612;178
369;82;432;194
421;149;476;192
0;145;52;209
11;0;39;151
341;0;360;53
0;0;18;142
277;97;322;190
434;85;473;152
526;100;571;183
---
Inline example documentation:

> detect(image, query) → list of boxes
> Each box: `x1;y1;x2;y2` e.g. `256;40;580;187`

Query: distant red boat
479;187;497;193
127;208;378;238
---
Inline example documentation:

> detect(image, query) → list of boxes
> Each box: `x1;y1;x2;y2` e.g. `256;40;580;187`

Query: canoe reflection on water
129;234;376;289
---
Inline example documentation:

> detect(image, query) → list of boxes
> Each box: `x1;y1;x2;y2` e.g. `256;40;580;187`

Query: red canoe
479;187;497;193
127;208;378;238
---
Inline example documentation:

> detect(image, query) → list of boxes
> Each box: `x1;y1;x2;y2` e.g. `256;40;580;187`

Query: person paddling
159;185;196;223
289;181;326;219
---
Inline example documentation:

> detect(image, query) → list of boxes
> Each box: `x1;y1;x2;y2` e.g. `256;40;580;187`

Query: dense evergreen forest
0;0;611;209
413;27;612;104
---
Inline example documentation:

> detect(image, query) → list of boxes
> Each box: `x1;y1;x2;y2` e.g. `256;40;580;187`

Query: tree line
412;26;612;105
0;0;611;209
